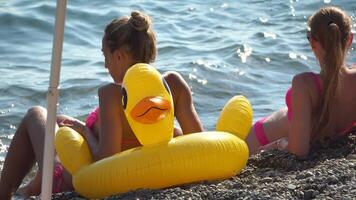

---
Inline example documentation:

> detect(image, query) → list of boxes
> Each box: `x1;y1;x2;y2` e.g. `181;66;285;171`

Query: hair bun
129;11;151;32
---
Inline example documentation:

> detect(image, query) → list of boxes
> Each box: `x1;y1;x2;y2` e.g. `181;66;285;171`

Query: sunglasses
306;31;317;42
306;31;311;41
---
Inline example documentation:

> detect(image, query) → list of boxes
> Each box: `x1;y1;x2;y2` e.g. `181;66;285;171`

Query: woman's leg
0;106;81;199
14;114;76;197
246;107;290;155
0;106;47;199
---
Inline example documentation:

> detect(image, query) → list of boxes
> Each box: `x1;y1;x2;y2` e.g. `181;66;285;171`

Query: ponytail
308;7;352;140
313;22;344;139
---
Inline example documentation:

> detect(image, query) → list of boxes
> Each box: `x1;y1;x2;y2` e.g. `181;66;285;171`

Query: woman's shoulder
98;83;121;91
163;71;185;83
292;72;321;95
162;71;192;103
292;72;318;84
98;83;121;98
162;71;189;90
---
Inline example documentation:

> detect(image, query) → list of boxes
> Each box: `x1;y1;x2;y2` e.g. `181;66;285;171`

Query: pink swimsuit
253;72;355;146
85;107;99;129
52;163;65;193
85;107;140;146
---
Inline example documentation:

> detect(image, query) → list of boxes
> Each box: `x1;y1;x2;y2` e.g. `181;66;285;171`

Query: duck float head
122;63;174;146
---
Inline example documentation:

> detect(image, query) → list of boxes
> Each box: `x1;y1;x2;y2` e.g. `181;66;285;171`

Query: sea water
0;0;355;165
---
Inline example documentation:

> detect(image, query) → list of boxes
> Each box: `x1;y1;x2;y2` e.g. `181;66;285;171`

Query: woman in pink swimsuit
0;11;204;199
247;6;356;157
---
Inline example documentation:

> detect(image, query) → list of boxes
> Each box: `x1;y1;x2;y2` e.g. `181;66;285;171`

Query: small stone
261;177;273;183
287;184;296;190
315;170;322;176
327;176;338;184
298;191;304;198
305;171;314;177
296;171;315;179
313;190;319;196
316;184;326;191
233;182;243;188
306;177;314;183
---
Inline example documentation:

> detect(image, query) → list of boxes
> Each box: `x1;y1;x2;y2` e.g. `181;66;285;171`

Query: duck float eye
121;87;128;110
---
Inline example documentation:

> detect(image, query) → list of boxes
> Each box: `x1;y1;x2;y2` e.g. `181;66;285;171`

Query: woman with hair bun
0;11;203;199
246;6;356;157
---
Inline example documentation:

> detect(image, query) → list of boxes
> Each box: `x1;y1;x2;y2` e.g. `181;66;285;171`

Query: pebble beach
43;131;355;200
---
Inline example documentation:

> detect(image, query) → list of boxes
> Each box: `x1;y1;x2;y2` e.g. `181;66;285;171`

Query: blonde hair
308;6;352;140
104;11;156;63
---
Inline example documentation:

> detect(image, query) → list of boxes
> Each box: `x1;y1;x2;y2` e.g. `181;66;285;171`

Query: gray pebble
287;184;297;190
261;177;273;183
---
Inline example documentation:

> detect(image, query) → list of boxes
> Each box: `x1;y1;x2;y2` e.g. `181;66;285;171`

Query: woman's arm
288;73;313;157
58;84;123;161
94;83;124;161
57;116;100;158
164;72;204;134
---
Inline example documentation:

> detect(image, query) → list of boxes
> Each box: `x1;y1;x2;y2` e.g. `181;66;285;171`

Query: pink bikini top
285;72;322;122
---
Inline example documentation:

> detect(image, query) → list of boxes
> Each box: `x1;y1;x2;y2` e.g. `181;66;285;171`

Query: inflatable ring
216;95;253;140
55;63;251;198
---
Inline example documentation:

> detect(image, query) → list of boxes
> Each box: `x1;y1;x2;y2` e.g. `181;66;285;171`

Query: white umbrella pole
41;0;67;199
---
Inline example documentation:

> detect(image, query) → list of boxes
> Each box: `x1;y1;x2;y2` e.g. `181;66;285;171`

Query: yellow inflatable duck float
55;63;252;198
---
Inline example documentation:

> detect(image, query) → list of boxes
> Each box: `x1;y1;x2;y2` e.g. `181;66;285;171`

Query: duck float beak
131;96;171;124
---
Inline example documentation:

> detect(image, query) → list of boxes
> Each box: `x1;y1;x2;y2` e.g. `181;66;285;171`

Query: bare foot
16;181;40;198
15;185;31;198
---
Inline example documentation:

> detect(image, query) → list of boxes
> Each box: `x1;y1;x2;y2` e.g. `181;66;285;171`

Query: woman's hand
259;137;289;152
58;117;100;160
58;119;89;137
